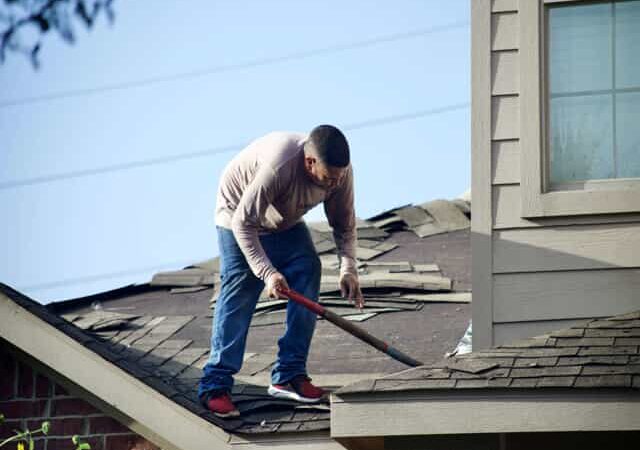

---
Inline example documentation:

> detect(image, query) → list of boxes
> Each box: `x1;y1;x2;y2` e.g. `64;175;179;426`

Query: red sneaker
268;375;326;403
200;391;240;418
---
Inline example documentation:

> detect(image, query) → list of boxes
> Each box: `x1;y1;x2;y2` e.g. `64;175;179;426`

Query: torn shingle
369;215;405;230
355;246;390;261
400;292;471;303
394;206;434;228
574;375;633;388
72;311;141;331
170;286;209;294
313;239;337;254
419;199;470;232
446;359;501;374
150;268;213;287
337;309;640;397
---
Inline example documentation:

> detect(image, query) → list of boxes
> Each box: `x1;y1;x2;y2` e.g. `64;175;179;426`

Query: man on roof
198;125;364;418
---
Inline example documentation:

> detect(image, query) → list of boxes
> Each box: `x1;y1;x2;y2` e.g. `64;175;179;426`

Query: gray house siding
472;0;640;348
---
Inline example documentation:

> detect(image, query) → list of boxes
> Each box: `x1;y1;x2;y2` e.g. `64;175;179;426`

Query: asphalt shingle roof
3;197;473;435
337;311;640;395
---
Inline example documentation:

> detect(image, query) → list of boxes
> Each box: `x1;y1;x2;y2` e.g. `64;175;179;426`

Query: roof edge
46;283;161;314
330;388;640;438
0;285;232;450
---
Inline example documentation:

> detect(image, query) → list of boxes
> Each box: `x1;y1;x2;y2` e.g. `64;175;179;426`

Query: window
520;0;640;217
547;1;640;188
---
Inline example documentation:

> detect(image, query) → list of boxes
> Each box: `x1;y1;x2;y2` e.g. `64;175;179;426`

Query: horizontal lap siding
491;96;519;140
492;0;518;13
491;141;519;185
493;269;640;323
491;13;518;51
487;1;640;340
490;8;520;187
488;5;522;342
493;223;640;273
492;50;519;96
493;185;640;229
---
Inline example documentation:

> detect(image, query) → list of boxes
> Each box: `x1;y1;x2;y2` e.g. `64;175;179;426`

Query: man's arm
324;165;364;308
230;166;281;283
324;165;357;275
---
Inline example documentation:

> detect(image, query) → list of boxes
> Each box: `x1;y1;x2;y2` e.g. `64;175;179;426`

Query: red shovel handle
278;287;423;367
280;287;325;315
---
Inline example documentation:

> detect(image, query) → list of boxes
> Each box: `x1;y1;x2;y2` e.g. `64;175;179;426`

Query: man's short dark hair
308;124;350;168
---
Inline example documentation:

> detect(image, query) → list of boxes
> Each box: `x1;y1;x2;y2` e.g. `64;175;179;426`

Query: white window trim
520;0;640;218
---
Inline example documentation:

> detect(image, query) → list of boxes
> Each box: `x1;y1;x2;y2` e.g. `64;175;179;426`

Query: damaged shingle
151;268;215;287
337;309;640;396
67;310;141;332
18;195;474;437
446;359;501;374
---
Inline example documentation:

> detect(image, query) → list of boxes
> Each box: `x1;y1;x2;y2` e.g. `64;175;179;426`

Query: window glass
617;92;640;178
550;95;614;183
615;0;640;89
549;3;611;94
547;0;640;186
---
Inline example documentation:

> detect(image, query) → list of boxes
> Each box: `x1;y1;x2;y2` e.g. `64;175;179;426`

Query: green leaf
78;443;91;450
0;412;5;423
72;435;79;445
41;421;50;435
28;438;34;450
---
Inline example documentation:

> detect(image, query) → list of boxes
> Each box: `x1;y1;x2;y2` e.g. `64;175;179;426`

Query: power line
344;102;470;130
19;258;205;292
11;102;471;293
0;102;469;190
0;143;243;190
0;21;469;108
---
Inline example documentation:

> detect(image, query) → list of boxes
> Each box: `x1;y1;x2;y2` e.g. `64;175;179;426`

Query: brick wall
0;345;161;450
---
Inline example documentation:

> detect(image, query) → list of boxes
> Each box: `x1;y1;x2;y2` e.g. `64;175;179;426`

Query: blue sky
0;0;470;304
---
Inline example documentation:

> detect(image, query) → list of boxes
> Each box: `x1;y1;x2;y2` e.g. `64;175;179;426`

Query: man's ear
304;155;317;169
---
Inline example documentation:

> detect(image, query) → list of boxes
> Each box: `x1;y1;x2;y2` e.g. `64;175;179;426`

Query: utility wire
0;101;469;190
0;143;243;190
18;258;206;292
9;101;470;293
0;21;469;108
344;102;469;131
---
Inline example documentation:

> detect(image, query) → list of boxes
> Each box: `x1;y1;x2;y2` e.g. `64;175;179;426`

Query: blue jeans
198;222;321;398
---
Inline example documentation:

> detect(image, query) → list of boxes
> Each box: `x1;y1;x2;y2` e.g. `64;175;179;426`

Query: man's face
304;155;347;190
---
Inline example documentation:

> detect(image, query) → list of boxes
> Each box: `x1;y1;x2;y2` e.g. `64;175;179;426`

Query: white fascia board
330;390;640;438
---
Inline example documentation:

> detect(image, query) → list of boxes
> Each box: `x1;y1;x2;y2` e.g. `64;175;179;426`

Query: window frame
520;0;640;218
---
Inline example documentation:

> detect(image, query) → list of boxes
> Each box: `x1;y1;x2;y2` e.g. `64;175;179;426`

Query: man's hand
339;272;364;309
267;272;290;299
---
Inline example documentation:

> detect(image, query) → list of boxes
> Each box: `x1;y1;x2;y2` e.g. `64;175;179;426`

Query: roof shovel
278;287;423;368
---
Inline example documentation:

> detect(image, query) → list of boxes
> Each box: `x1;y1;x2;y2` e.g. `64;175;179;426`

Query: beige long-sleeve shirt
215;131;357;282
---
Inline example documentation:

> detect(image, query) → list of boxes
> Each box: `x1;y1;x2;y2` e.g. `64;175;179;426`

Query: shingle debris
134;197;471;328
62;310;141;332
336;310;640;395
12;195;471;437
